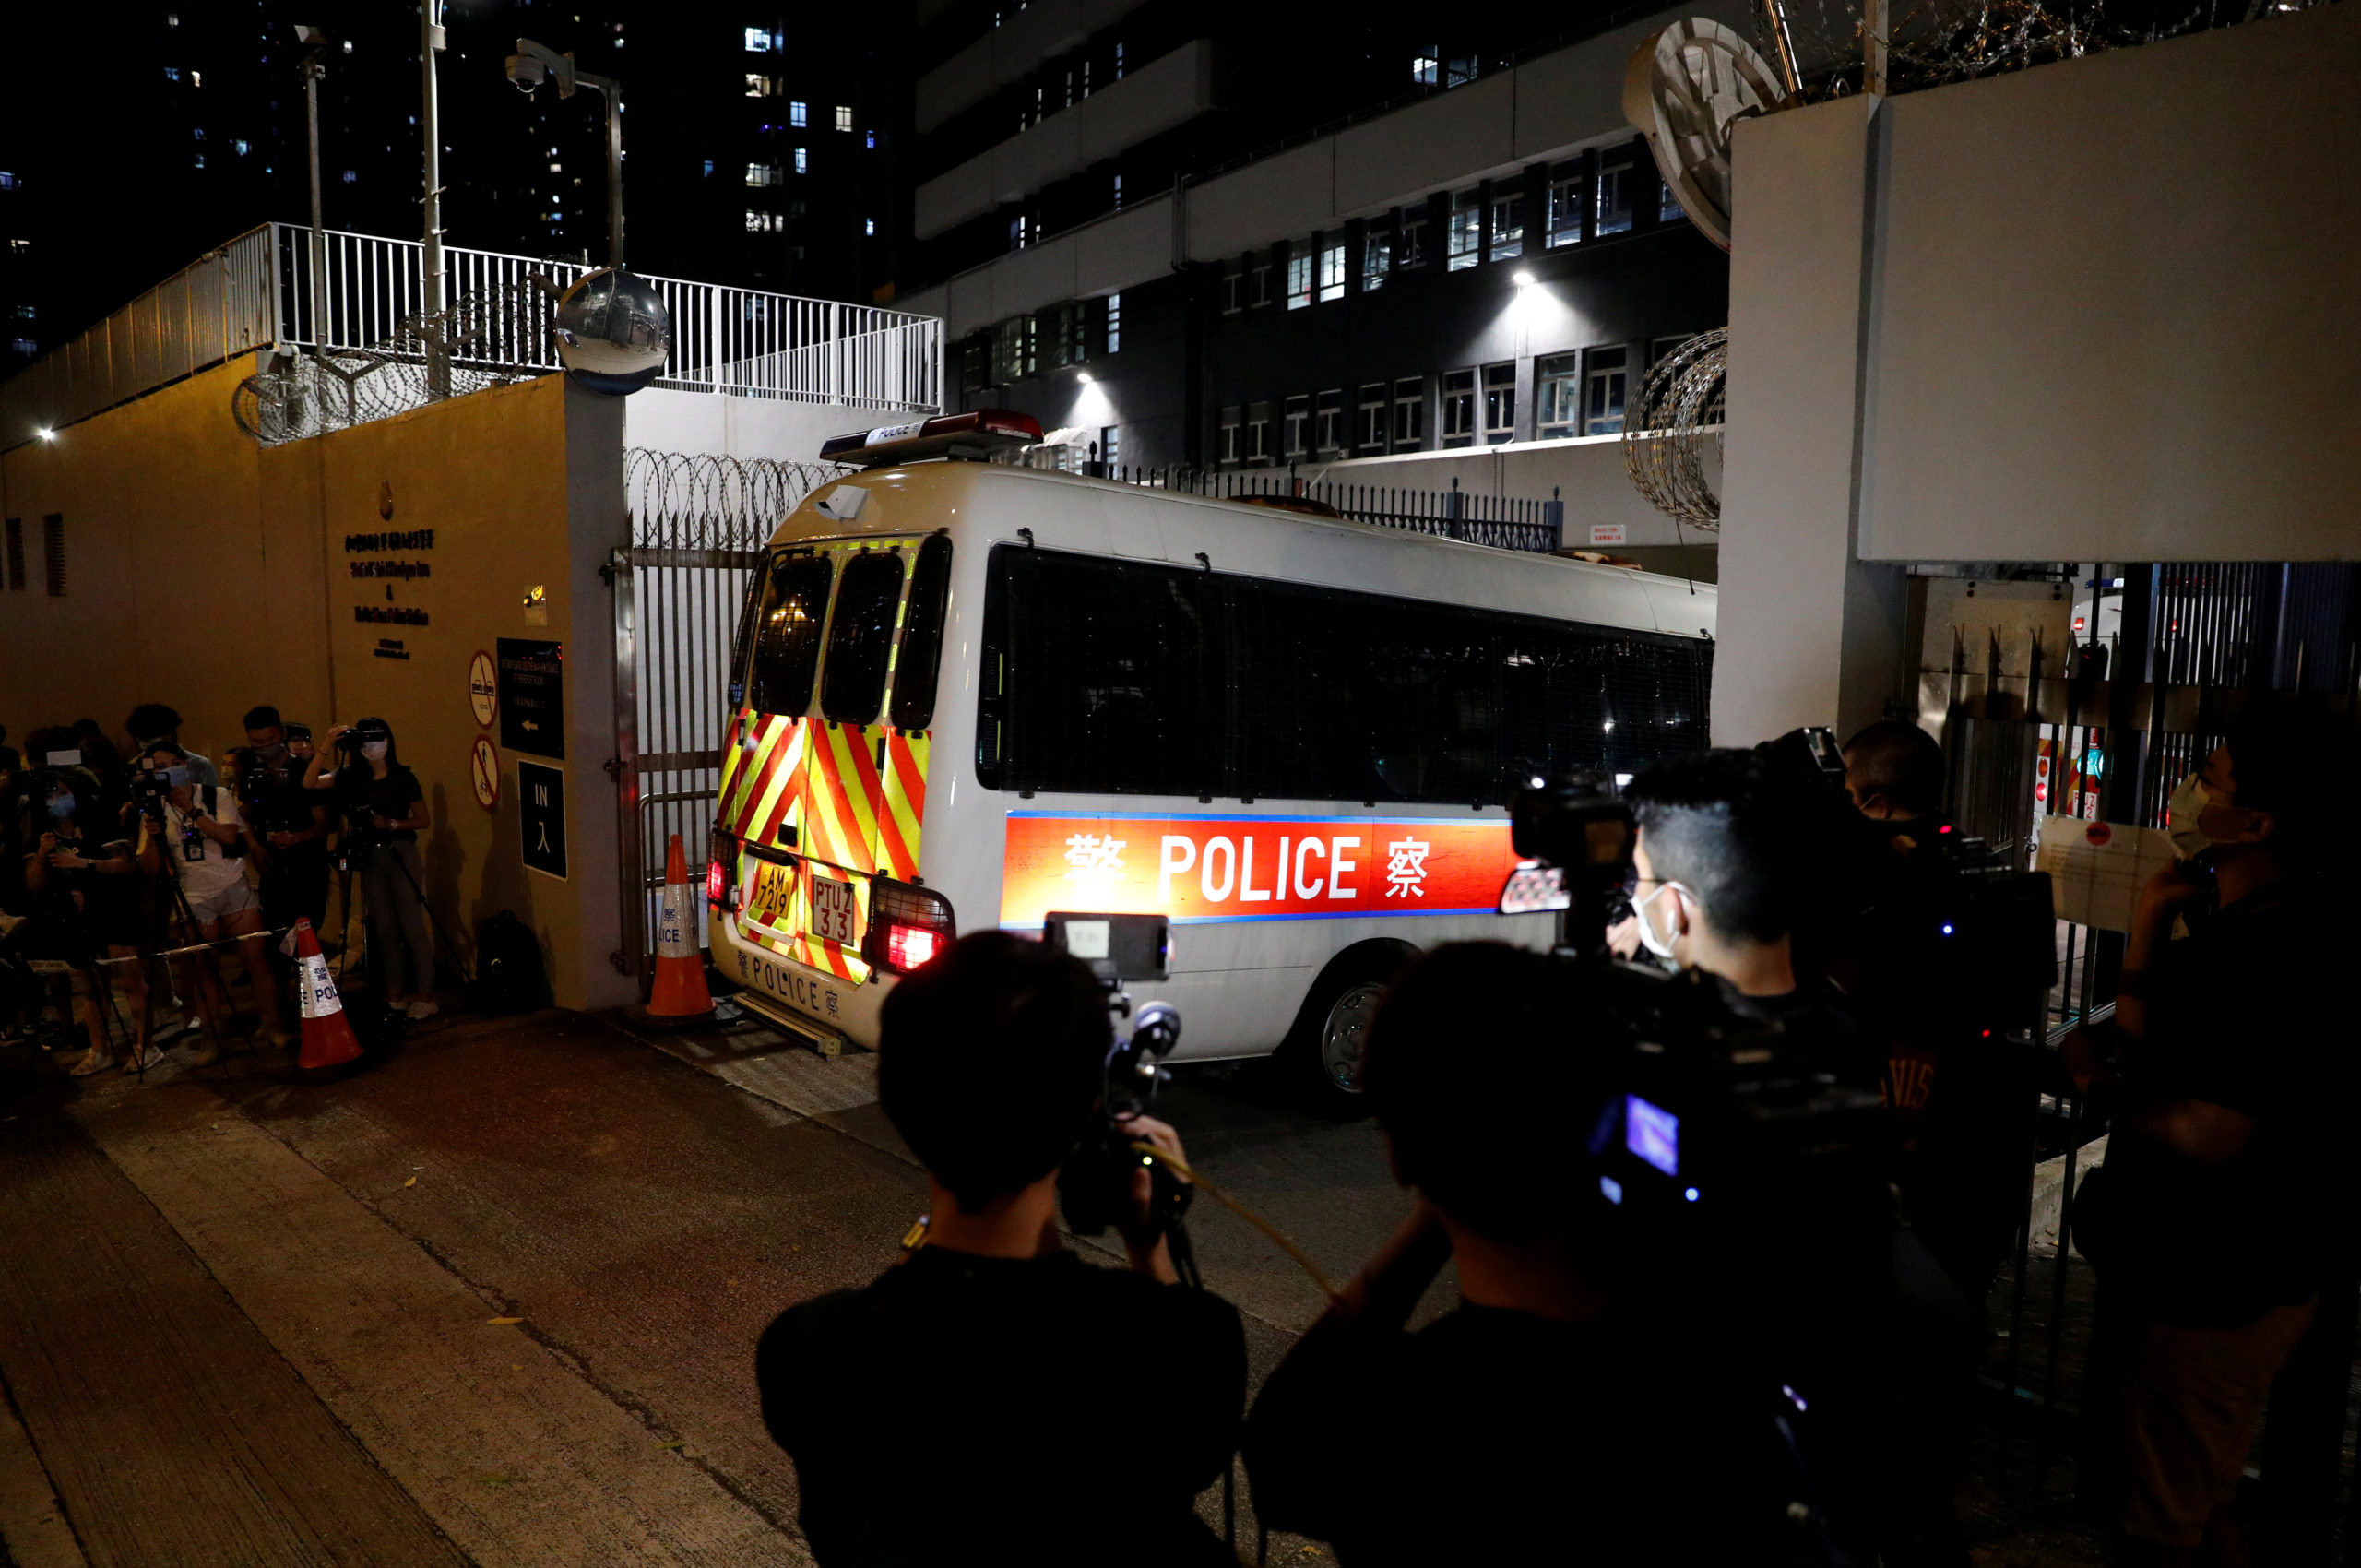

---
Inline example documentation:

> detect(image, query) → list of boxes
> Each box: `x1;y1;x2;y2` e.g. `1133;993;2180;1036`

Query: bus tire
1283;941;1418;1117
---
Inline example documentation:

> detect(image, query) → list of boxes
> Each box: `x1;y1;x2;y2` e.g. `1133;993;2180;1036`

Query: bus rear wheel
1285;945;1413;1116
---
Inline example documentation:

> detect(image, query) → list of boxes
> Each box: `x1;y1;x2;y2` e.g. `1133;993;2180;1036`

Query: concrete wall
1318;433;1720;552
623;387;859;464
1857;4;2361;561
0;362;636;1012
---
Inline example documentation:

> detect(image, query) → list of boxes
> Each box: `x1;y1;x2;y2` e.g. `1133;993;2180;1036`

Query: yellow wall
0;362;631;1010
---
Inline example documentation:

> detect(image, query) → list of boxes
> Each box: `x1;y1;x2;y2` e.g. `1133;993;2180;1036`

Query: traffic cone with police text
291;919;365;1070
647;834;715;1020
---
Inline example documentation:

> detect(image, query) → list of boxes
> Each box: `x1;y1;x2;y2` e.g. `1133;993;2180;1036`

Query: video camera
1042;912;1195;1258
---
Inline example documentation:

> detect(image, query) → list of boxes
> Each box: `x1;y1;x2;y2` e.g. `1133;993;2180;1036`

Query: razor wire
1762;0;2323;99
232;274;567;445
625;448;850;551
1623;328;1727;531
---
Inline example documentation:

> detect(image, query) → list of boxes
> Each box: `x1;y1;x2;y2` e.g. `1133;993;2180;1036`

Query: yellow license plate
744;860;798;930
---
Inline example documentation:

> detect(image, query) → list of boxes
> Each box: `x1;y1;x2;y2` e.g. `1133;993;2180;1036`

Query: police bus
708;410;1715;1108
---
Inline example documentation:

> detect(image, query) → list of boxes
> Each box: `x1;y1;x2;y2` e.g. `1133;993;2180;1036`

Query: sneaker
123;1042;166;1074
65;1048;118;1076
407;999;440;1021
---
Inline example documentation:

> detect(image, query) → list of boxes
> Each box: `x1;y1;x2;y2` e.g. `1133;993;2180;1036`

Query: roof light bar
819;409;1044;469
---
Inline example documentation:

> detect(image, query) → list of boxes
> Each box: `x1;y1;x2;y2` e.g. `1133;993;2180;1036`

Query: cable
1130;1141;1340;1302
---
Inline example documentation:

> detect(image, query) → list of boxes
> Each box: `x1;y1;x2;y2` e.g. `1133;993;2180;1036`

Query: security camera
506;53;546;94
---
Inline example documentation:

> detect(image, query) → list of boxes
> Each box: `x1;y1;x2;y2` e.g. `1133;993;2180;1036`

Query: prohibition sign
471;735;502;812
469;649;498;728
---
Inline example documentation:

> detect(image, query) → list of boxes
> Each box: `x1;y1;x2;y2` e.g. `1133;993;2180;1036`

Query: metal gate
610;449;842;987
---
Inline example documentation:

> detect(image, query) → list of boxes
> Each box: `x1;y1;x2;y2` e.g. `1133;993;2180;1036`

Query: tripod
331;798;473;1015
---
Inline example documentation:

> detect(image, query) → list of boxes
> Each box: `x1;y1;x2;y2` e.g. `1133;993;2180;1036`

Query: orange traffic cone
292;919;365;1070
647;833;715;1020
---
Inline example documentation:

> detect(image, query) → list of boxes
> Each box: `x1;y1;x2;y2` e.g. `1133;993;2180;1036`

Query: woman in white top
135;742;290;1061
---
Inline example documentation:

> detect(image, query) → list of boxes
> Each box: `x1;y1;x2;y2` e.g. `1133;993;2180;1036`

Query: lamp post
421;0;451;399
292;26;345;363
505;38;627;269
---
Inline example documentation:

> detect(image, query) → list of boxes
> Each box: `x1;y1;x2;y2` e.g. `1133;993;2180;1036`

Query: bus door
730;534;951;982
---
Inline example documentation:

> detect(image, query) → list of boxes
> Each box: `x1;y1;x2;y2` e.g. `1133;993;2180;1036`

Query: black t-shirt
337;765;423;841
1244;1301;1796;1565
756;1245;1245;1568
2096;878;2359;1321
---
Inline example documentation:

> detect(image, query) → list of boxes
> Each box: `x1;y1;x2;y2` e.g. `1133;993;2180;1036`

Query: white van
708;412;1716;1109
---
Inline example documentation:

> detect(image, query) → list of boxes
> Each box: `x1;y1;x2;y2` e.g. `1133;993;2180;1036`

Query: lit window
1099;426;1121;468
1361;224;1390;292
1489;193;1523;261
743;25;771;51
9;339;33;357
1536;353;1580;439
746;210;778;232
1411;53;1438;84
1112;172;1123;210
794;148;807;174
1284;395;1310;458
1114;42;1124;78
1659;178;1683;223
166;11;177;22
1447;190;1480;271
163;65;182;81
790;101;807;127
1357;385;1386;451
1315;389;1344;455
703;159;714;176
1010;214;1031;251
551;161;564;172
1442;368;1477;446
1317;238;1345;303
864;218;875;235
1104;293;1121;353
191;70;201;87
1547;166;1584;247
1596;158;1634;236
1585;346;1629;434
0;172;16;190
193;154;205;169
835;105;853;132
992;315;1038;381
865;129;877;148
744;74;774;97
1286;250;1311;310
1392;378;1424;450
1483;362;1516;444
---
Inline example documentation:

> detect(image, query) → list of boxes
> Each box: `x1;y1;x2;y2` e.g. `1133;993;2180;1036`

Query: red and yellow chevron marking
879;731;929;882
808;721;882;876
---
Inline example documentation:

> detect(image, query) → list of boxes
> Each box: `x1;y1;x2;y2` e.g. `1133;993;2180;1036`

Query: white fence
2;222;942;445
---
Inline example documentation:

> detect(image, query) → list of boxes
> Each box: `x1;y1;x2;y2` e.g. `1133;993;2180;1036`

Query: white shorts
183;877;260;929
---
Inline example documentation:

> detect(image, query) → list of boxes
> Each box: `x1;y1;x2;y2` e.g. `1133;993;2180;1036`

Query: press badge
183;823;206;862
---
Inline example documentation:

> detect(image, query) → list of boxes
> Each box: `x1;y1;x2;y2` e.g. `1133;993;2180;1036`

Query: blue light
1940;922;1955;935
1683;1186;1700;1203
1599;1174;1624;1206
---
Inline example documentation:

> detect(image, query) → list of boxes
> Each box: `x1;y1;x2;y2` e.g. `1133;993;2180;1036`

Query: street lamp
292;26;348;364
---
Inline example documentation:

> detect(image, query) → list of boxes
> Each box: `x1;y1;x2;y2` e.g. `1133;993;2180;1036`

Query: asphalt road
0;1003;1440;1567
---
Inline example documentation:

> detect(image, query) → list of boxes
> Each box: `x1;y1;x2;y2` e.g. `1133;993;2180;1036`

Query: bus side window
888;534;953;731
819;551;908;725
748;553;836;717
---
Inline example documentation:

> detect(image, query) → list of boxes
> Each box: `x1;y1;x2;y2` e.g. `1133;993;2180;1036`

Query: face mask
1634;880;1688;962
46;794;75;821
362;741;389;761
2166;772;2225;859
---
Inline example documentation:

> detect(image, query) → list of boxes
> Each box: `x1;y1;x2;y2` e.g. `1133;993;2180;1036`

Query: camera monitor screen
1625;1096;1680;1178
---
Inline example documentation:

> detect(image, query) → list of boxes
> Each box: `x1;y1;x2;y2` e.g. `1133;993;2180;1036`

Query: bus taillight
707;828;737;911
865;877;955;974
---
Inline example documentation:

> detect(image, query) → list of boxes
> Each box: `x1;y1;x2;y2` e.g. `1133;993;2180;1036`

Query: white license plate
811;873;860;946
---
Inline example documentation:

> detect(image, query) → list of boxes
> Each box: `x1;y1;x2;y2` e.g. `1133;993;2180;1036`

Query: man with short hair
1245;942;1779;1563
126;703;218;789
2068;705;2361;1565
755;931;1245;1567
240;706;330;940
1843;718;1947;823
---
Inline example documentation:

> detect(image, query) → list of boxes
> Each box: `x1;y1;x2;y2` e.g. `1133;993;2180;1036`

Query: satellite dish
1623;19;1793;252
554;267;672;395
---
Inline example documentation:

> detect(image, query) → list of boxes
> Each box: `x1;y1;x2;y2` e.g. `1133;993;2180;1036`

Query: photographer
755;931;1246;1567
304;718;436;1019
134;742;286;1062
126;703;216;790
1621;746;1975;1566
23;767;152;1075
1245;941;1789;1564
238;707;331;944
2067;706;2360;1566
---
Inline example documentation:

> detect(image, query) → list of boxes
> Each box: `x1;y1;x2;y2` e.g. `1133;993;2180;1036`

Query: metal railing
1082;461;1567;554
3;222;942;445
